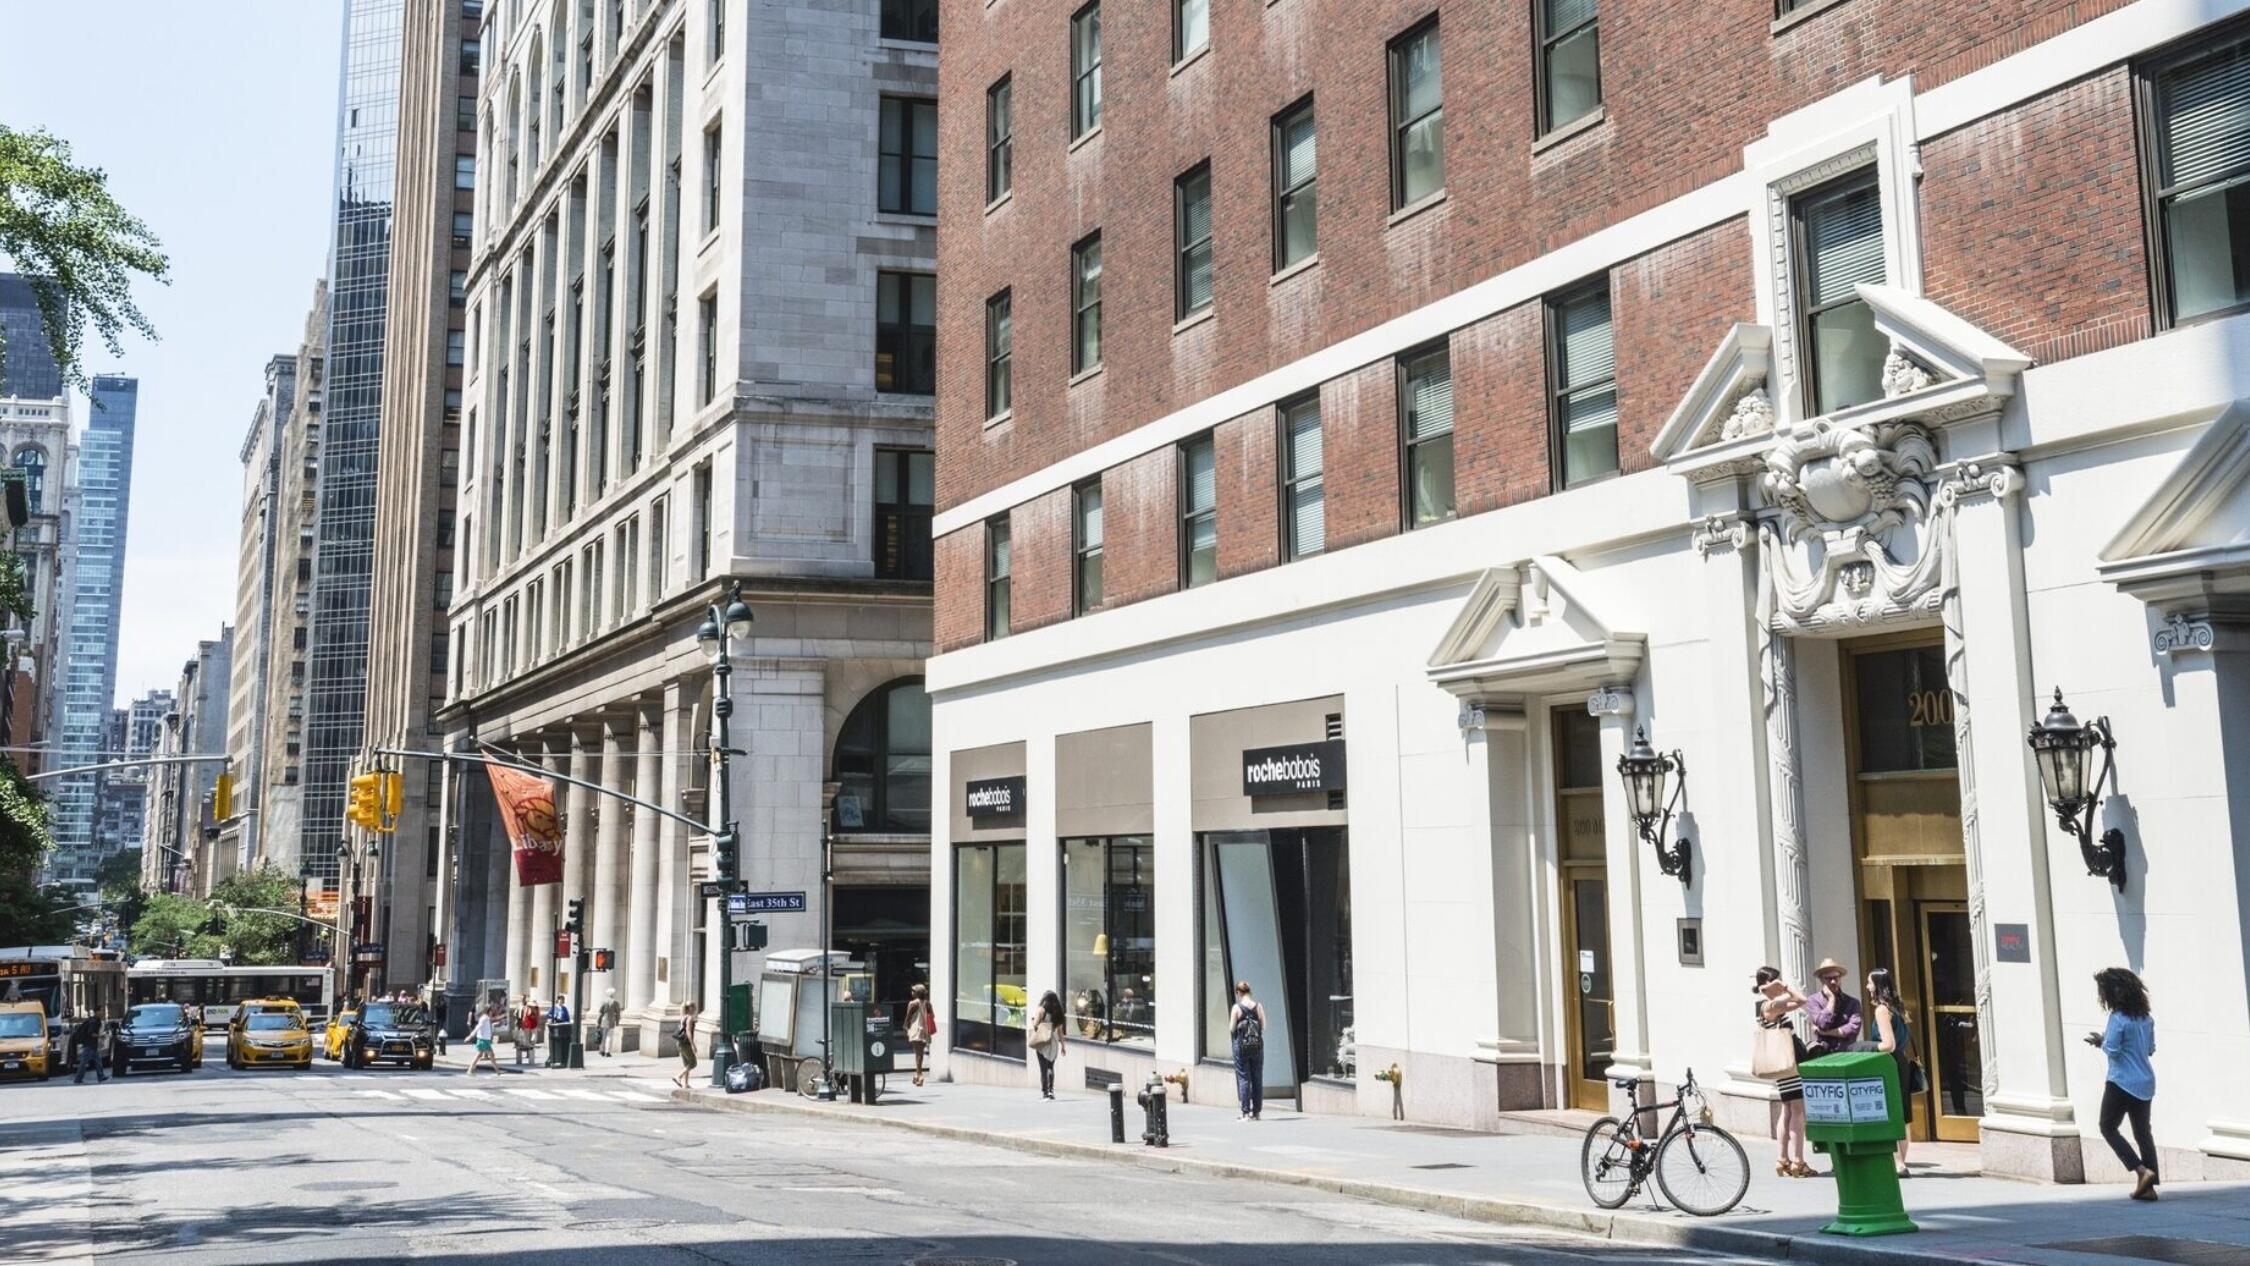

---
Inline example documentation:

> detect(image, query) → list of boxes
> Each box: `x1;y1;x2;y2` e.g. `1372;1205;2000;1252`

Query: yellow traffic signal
381;771;403;829
346;773;383;831
213;772;234;820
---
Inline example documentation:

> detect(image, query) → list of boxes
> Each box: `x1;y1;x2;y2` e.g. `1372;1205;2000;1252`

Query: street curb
670;1088;1981;1265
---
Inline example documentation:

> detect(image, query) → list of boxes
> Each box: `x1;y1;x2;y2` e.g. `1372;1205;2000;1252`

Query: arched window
11;447;46;513
832;677;929;834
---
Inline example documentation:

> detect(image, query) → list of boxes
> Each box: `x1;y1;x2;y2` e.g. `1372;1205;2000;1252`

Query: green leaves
127;864;305;965
0;756;68;947
0;125;168;391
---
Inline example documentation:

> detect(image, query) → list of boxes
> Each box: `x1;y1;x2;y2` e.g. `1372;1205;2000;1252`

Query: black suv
343;1002;435;1070
113;1003;202;1075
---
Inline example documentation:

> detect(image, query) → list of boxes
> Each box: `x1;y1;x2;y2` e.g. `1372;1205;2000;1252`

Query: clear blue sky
0;1;345;706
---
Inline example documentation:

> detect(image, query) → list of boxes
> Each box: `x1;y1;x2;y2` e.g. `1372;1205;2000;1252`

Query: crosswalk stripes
347;1083;659;1107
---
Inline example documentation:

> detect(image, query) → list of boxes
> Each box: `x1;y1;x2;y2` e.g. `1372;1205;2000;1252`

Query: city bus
0;945;129;1067
126;960;336;1029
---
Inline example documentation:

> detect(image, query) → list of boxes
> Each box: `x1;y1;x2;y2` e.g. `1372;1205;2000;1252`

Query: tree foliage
0;125;168;390
0;756;69;947
95;848;145;941
128;864;305;965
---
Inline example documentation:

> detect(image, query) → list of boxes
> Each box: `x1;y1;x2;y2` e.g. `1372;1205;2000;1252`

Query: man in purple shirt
1804;958;1862;1058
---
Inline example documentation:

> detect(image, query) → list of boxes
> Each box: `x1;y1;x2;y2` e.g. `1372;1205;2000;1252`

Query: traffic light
380;771;403;829
565;897;585;937
213;771;234;820
591;948;614;971
345;773;383;830
713;829;737;881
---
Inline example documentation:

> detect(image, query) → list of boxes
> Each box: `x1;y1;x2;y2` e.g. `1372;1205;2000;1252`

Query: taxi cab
322;1009;357;1062
0;999;50;1081
226;998;312;1070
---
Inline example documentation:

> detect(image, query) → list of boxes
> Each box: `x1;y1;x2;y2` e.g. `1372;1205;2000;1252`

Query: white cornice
2098;400;2250;603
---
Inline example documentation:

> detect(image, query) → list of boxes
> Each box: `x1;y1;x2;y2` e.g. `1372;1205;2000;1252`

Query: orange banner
486;758;564;886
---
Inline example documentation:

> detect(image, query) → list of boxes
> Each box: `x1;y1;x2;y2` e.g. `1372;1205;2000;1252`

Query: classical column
625;700;662;1019
1752;530;1813;1004
525;738;564;997
559;731;597;1003
590;716;630;1011
643;679;690;1053
1590;687;1653;1104
501;780;529;994
1465;703;1543;1111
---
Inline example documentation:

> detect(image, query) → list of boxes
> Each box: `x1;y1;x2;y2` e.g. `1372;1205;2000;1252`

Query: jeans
1036;1051;1056;1097
1233;1040;1263;1117
2100;1080;2158;1179
74;1045;105;1084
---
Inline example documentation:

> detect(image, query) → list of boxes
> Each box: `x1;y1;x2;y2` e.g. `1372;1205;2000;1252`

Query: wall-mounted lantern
1617;726;1691;883
2026;688;2127;891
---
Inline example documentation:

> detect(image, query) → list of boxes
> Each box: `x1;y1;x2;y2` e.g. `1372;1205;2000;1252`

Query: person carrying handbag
1863;968;1926;1178
1028;990;1066;1099
903;983;935;1088
1753;966;1811;1177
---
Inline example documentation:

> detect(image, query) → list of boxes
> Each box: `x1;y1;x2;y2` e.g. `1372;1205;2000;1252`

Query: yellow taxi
0;999;50;1081
225;999;313;1070
322;1009;358;1062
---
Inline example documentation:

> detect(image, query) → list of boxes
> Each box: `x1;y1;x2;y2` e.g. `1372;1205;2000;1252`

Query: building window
880;0;937;43
1199;827;1353;1078
985;516;1012;640
447;330;466;367
1535;0;1601;136
456;94;476;132
987;76;1013;203
1071;233;1102;374
1548;281;1618;488
455;155;477;189
1281;394;1324;559
2145;31;2250;326
693;462;714;579
1175;163;1213;320
1400;343;1454;527
460;38;481;74
876;271;936;395
1178;434;1217;588
1072;480;1103;615
698;293;719;404
10;448;45;513
879;97;939;216
985;290;1012;419
1272;98;1316;271
831;677;931;834
452;211;475;248
953;841;1027;1058
874;448;935;581
449;269;468;305
702;122;722;233
1063;837;1155;1047
1387;17;1443;209
1791;168;1885;416
1173;0;1207;63
1070;2;1102;139
708;0;723;63
647;496;667;603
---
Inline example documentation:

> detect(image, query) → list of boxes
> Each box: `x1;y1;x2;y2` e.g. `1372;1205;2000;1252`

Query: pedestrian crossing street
293;1070;676;1108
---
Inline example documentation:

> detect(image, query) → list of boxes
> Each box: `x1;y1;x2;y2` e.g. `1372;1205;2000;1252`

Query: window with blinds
1174;0;1208;64
1388;18;1444;209
1273;99;1317;271
1073;233;1103;374
1400;344;1455;528
986;290;1012;419
1537;0;1601;136
1549;281;1618;488
1073;482;1104;616
986;517;1012;640
987;76;1013;205
1180;435;1217;588
1177;163;1214;320
1281;396;1325;559
2149;31;2250;325
1071;3;1102;140
1791;169;1885;416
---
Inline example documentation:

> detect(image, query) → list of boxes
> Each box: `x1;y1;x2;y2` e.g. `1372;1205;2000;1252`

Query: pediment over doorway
2097;399;2250;610
1425;557;1646;700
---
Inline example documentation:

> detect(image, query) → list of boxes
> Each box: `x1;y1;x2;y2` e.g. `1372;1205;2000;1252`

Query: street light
1616;726;1692;883
2027;688;2128;890
697;579;752;1087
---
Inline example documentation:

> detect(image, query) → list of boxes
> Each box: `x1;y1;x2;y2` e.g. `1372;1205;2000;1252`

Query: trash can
827;1000;897;1104
1802;1051;1916;1237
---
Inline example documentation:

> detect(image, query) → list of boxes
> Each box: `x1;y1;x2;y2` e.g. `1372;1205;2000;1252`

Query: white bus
0;945;129;1067
126;960;336;1028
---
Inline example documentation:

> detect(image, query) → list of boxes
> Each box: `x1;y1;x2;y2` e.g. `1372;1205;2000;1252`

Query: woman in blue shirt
2088;967;2158;1200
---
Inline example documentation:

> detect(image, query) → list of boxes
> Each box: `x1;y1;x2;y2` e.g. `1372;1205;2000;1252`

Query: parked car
112;1002;203;1076
322;1009;359;1062
343;1002;435;1071
0;999;50;1081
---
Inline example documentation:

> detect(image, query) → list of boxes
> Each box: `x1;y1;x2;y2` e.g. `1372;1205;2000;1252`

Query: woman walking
2089;967;2160;1200
672;1002;700;1089
1231;981;1269;1121
465;1007;501;1075
1029;990;1066;1099
1754;967;1812;1176
512;996;540;1066
1865;968;1920;1178
903;983;935;1088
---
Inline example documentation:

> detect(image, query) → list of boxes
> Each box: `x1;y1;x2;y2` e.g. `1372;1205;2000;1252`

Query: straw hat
1814;957;1847;980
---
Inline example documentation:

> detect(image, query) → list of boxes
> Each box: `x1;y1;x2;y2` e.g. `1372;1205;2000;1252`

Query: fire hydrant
1136;1070;1171;1147
1374;1062;1405;1120
1163;1069;1190;1104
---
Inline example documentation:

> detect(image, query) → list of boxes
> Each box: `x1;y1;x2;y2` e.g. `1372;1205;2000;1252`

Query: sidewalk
441;1045;2250;1265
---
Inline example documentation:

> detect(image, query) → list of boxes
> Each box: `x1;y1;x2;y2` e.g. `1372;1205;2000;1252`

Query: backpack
1235;1001;1263;1050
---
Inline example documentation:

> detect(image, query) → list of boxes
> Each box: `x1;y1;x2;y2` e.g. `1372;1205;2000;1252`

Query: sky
0;1;345;706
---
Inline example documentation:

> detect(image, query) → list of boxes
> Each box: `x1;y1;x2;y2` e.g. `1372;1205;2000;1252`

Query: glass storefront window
952;841;1026;1058
1198;827;1353;1081
1061;837;1154;1047
1852;645;1957;772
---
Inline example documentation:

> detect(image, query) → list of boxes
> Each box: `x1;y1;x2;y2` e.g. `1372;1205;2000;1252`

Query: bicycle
1579;1068;1750;1216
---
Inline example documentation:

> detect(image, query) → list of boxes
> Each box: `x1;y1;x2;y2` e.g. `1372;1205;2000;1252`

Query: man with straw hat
1804;957;1863;1059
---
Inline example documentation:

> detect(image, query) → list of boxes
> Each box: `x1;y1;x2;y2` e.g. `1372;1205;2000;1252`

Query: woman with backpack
1028;990;1066;1099
1231;980;1268;1121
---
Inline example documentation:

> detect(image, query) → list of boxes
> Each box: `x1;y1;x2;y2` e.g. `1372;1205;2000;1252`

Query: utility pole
817;781;839;1100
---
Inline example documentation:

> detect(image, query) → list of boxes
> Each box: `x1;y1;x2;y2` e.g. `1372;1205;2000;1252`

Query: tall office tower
48;373;136;883
301;0;404;909
91;708;139;860
0;393;74;785
140;630;232;895
214;353;300;877
0;274;64;401
124;688;175;891
251;288;328;881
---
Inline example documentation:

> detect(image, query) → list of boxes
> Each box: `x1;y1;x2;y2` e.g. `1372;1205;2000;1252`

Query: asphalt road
0;1042;1775;1265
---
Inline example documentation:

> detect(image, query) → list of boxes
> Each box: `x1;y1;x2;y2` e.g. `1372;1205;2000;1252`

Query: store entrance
1553;707;1614;1112
1200;828;1354;1097
1845;636;1980;1144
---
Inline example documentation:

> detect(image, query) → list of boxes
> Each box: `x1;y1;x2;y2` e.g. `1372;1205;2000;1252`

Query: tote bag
1752;1025;1799;1079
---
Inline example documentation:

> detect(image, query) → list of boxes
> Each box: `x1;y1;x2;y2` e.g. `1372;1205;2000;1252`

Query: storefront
949;742;1026;1062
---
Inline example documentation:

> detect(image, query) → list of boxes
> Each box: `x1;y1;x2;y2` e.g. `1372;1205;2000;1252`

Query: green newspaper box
1801;1051;1917;1237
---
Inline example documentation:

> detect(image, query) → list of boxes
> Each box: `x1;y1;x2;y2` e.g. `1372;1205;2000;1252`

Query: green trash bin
1801;1051;1917;1237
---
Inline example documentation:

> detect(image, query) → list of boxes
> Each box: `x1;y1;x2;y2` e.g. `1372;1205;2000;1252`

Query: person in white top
465;1007;501;1075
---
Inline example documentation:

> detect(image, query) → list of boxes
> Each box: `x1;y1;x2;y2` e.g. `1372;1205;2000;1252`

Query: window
702;123;722;233
455;155;478;189
1548;281;1618;488
1199;827;1352;1078
876;271;936;395
698;293;719;404
985;516;1012;640
1175;163;1213;320
707;0;723;63
1071;234;1103;374
873;449;935;580
1272;99;1316;270
831;677;931;834
1072;480;1103;615
987;76;1013;203
693;462;714;578
880;0;937;43
1063;837;1155;1047
1536;0;1601;136
580;540;603;633
447;330;466;367
456;95;476;132
10;449;45;513
1071;2;1102;139
1281;395;1324;559
450;269;468;305
646;496;667;603
1179;434;1216;588
452;211;475;247
2146;31;2250;326
1173;0;1207;63
953;841;1027;1058
1791;168;1885;415
879;97;938;216
985;290;1012;419
1387;18;1443;209
1400;343;1454;527
461;39;481;74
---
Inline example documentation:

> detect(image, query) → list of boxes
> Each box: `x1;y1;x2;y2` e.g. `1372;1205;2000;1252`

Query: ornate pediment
1426;557;1646;699
1652;323;1776;474
2097;400;2250;609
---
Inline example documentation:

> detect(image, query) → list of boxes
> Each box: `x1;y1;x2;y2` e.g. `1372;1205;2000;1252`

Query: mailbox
1801;1051;1916;1237
827;1000;897;1104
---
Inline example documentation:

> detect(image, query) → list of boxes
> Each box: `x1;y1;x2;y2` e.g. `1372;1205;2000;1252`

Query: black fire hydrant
1136;1071;1171;1148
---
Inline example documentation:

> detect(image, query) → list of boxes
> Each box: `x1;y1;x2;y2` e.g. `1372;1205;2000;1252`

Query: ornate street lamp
2027;689;2127;890
696;580;753;1086
1617;726;1691;883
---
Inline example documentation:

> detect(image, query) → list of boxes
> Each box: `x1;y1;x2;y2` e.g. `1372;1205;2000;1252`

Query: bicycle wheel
1580;1116;1641;1209
1655;1121;1750;1216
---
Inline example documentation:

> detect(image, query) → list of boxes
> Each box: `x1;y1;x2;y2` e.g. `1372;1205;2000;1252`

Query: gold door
1918;901;1983;1142
1554;707;1614;1111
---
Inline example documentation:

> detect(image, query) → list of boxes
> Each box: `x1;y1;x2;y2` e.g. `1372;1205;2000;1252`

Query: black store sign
965;775;1026;818
1242;740;1347;797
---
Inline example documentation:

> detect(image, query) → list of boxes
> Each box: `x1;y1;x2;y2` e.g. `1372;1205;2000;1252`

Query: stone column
643;679;691;1054
590;716;630;1024
625;699;662;1020
1591;688;1653;1109
1465;703;1543;1112
501;787;529;997
525;739;564;998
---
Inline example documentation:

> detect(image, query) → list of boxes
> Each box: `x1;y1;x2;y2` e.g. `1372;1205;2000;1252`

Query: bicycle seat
1610;1077;1641;1090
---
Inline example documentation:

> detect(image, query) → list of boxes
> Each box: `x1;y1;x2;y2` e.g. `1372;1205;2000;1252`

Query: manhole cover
298;1180;399;1192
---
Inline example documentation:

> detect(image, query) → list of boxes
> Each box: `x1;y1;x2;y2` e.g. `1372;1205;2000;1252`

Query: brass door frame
1558;863;1611;1111
1916;899;1981;1142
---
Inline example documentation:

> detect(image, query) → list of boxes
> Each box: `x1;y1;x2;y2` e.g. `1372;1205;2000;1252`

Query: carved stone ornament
1759;414;1946;631
2153;614;2216;656
1692;514;1752;556
1881;343;1936;397
1586;685;1634;717
1719;387;1774;442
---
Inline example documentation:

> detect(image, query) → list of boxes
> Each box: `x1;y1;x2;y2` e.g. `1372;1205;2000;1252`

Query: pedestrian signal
380;771;403;828
213;772;234;820
591;948;614;971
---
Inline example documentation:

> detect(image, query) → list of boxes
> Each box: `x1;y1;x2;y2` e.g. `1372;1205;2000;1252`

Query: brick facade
1216;405;1279;581
934;525;983;653
1612;217;1758;474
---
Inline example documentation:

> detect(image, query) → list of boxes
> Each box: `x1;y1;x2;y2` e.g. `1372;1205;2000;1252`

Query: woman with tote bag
1028;990;1067;1100
1754;966;1812;1177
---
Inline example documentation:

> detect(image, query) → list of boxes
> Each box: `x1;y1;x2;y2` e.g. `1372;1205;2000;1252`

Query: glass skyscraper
0;274;64;400
51;374;138;881
301;0;403;892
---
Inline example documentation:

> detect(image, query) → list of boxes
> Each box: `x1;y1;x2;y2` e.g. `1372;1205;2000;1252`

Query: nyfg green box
1801;1052;1916;1237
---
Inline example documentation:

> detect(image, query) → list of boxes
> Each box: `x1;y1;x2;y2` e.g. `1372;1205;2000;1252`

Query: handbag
1029;1017;1055;1051
1751;1024;1799;1079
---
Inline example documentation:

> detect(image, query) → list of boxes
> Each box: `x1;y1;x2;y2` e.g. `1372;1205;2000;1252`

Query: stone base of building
1979;1110;2086;1183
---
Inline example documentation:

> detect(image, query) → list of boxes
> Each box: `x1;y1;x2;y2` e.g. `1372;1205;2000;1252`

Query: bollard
1108;1084;1126;1143
1137;1071;1171;1148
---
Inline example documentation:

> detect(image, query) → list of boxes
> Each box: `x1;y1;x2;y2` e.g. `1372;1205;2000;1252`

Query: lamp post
696;579;753;1087
2027;688;2128;890
1616;726;1692;883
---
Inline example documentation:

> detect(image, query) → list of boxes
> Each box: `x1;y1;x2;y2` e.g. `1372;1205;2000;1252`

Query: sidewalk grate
2036;1236;2250;1265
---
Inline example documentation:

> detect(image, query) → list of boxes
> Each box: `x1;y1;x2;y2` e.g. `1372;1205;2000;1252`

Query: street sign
727;920;768;953
353;942;385;963
697;879;749;899
739;890;807;913
433;942;448;967
553;930;575;959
